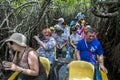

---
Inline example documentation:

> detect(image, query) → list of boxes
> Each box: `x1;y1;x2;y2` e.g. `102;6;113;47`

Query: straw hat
5;33;27;47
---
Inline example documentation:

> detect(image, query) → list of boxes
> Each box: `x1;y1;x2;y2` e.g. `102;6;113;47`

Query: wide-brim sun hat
56;27;64;33
5;33;27;47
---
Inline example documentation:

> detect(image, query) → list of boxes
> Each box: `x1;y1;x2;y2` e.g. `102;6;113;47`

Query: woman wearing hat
2;33;46;80
70;27;81;58
54;27;68;58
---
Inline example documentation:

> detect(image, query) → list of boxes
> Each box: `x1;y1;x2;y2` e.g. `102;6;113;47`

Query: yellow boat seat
8;71;19;80
54;47;57;59
68;61;94;80
68;61;108;80
100;70;108;80
8;57;50;80
36;49;51;77
40;57;50;77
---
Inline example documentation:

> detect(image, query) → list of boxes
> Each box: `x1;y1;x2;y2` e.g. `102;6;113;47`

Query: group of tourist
2;12;108;80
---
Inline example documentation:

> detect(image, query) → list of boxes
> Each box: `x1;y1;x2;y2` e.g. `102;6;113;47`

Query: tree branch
92;9;119;18
0;1;38;28
91;1;120;18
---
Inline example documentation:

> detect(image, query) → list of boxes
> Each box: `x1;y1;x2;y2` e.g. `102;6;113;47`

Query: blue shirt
55;33;68;47
38;37;56;64
76;39;104;65
62;27;69;37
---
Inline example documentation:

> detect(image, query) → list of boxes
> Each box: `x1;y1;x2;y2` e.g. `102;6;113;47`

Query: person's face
7;41;16;51
72;30;77;34
43;33;50;40
57;31;63;35
86;32;95;42
51;30;54;33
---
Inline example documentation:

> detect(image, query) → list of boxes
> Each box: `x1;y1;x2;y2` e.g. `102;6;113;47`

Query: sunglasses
72;30;77;31
9;41;14;45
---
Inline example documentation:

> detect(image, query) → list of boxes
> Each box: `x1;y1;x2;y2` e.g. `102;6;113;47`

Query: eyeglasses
9;41;14;45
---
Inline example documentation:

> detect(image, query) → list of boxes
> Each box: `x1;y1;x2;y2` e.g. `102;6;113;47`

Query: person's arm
75;40;81;60
34;36;47;50
75;50;80;60
96;41;108;73
97;54;104;64
21;50;39;76
61;40;68;49
12;52;17;63
70;39;76;49
16;51;39;76
56;40;60;48
97;54;108;73
3;51;39;76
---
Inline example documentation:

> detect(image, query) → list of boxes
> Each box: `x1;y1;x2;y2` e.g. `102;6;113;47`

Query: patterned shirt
70;33;81;45
62;27;69;37
38;37;56;64
55;33;68;47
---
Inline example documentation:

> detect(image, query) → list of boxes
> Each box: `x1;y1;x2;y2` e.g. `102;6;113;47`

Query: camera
38;33;45;40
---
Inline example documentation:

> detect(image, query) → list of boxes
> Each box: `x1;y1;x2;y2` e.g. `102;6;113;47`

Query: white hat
5;33;27;47
75;22;80;26
58;18;64;24
86;25;91;28
54;25;64;33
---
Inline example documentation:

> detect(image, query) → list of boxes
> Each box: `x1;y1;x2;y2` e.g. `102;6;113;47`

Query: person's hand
33;35;38;39
56;45;59;48
56;44;61;49
59;46;62;49
99;63;108;73
2;61;18;71
73;46;76;49
33;35;41;42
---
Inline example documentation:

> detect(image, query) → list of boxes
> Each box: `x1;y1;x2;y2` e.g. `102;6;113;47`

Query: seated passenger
70;27;81;58
76;27;108;73
61;22;69;37
54;27;68;58
3;33;47;80
34;28;56;64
